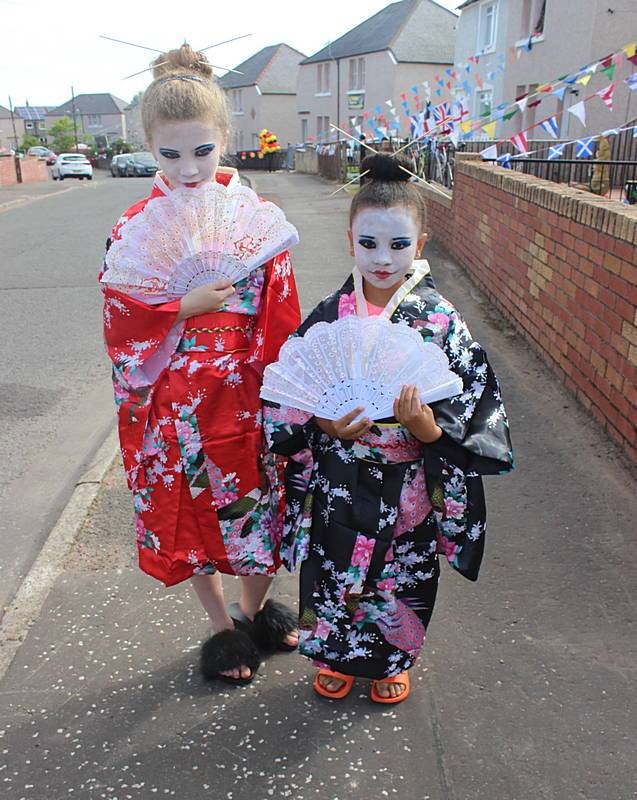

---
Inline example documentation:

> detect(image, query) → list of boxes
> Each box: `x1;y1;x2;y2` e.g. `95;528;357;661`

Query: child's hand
316;407;373;440
176;282;235;322
393;385;442;444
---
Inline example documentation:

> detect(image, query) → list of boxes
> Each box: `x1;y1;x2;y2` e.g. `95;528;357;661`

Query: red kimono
101;170;301;586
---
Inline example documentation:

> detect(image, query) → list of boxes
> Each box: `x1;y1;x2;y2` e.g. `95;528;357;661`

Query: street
0;171;154;614
0;171;636;800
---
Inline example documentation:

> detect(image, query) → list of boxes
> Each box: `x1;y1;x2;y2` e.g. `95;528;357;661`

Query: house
296;0;457;143
218;44;306;152
454;0;637;139
12;105;54;146
124;96;145;150
0;104;15;150
45;93;128;145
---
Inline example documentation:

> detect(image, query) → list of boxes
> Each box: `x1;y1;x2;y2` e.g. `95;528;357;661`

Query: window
301;118;308;142
232;89;243;113
518;0;545;45
87;114;102;126
525;83;539;129
316;62;331;94
476;89;493;120
349;57;365;90
478;1;498;54
316;115;331;140
39;121;46;129
25;121;33;129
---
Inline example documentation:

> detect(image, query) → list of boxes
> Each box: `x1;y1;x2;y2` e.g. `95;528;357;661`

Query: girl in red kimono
100;45;301;685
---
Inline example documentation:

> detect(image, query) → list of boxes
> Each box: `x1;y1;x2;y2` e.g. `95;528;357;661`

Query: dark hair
350;153;426;232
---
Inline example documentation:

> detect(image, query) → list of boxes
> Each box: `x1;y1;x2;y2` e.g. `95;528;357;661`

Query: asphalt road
0;172;635;799
0;171;154;614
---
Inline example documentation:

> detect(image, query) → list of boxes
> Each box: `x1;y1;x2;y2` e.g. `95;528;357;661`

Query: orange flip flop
313;668;355;699
370;671;410;704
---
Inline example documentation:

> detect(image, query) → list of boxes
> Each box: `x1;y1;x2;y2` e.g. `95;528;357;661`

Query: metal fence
421;126;637;199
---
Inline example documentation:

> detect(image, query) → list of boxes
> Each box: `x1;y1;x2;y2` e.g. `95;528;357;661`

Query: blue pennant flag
563;74;578;85
435;88;442;96
375;105;382;114
411;86;419;94
576;137;595;158
633;126;637;138
601;128;620;137
390;121;401;130
445;68;453;76
548;143;565;160
625;73;637;92
552;86;567;101
540;116;559;139
497;154;513;169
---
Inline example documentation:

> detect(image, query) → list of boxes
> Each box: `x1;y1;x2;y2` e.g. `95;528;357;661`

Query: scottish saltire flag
540;116;559;139
625;73;637;92
497;153;513;169
576;137;595;158
548;143;565;160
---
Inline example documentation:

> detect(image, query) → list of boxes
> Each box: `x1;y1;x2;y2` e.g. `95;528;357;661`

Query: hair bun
360;153;410;183
151;43;213;81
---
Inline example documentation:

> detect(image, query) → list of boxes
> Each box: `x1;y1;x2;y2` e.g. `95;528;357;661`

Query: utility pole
71;86;79;152
8;95;22;182
8;95;18;151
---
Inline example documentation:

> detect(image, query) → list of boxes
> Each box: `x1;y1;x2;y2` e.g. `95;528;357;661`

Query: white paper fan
260;316;464;421
101;181;299;302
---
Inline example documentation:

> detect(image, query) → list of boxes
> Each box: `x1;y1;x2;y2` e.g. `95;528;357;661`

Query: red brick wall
421;155;637;461
0;157;18;185
0;156;48;185
20;157;47;183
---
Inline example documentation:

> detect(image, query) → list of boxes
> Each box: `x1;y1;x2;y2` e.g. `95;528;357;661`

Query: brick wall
0;157;17;185
422;154;637;461
19;157;47;183
0;156;48;185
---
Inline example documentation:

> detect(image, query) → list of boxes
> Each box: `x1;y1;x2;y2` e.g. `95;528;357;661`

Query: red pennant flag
510;131;529;155
446;81;452;90
597;82;616;110
528;98;542;108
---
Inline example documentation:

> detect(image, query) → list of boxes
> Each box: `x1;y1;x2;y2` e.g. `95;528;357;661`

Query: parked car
27;146;57;165
51;153;93;180
125;152;158;177
110;153;133;177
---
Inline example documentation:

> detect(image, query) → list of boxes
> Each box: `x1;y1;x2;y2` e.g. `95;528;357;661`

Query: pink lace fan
101;182;299;303
261;316;463;421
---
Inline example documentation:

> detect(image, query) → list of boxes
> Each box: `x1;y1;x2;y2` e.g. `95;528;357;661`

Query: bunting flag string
539;116;559;139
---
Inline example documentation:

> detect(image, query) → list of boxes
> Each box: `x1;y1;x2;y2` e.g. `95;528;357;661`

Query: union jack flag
433;102;451;125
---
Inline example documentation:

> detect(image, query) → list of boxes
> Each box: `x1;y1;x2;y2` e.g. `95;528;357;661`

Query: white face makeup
149;119;224;189
350;207;423;289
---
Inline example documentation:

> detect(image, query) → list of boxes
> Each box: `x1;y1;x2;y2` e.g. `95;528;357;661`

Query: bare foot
220;664;253;680
284;630;299;648
318;673;347;694
375;678;407;699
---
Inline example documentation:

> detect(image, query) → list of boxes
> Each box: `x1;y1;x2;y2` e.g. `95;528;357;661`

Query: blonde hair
141;44;230;141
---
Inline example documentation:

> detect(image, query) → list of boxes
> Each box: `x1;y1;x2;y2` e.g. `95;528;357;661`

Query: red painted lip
182;181;200;188
373;271;394;279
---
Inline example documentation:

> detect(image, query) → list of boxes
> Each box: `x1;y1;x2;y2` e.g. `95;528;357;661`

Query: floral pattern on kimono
264;268;512;678
101;170;300;586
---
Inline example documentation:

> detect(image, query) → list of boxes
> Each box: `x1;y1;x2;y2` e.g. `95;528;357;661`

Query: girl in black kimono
264;154;513;703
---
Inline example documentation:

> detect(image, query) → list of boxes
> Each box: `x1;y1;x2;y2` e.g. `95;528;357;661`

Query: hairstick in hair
156;74;204;85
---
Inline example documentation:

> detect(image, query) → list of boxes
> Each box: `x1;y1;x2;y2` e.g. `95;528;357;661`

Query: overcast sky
0;0;461;109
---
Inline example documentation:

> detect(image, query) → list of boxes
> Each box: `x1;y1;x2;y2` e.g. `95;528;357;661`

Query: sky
0;0;461;109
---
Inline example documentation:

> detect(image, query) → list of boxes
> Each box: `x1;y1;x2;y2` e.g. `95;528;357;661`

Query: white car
51;153;93;181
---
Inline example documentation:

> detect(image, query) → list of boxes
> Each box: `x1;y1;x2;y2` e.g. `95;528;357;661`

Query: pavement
0;171;636;800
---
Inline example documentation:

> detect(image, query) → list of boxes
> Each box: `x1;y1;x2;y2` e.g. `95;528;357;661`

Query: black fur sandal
250;599;299;653
200;628;261;686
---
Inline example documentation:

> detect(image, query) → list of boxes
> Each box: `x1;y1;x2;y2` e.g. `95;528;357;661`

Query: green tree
108;138;133;156
21;134;40;150
49;117;76;153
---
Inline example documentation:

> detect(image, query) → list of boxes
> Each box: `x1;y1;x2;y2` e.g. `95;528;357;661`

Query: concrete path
0;171;635;800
